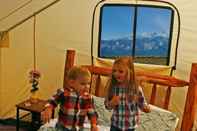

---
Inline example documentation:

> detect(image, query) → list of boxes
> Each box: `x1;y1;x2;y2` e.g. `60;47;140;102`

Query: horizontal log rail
83;65;189;87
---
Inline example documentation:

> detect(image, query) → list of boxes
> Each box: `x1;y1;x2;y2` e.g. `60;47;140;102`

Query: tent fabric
0;1;197;130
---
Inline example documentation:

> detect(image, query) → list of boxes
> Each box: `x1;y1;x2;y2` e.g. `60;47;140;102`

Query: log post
95;75;101;96
181;63;197;131
164;87;171;109
150;83;157;105
63;50;75;88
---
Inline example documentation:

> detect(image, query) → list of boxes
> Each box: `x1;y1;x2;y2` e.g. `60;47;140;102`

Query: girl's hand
110;95;120;107
41;105;53;123
130;94;139;102
142;105;151;113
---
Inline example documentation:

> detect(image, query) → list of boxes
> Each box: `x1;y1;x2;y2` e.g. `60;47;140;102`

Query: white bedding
38;119;110;131
137;105;179;131
38;96;178;131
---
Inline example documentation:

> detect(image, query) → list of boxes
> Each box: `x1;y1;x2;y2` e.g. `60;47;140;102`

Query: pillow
93;95;112;126
137;105;178;131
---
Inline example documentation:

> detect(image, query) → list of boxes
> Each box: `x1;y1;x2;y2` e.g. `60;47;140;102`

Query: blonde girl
104;57;150;131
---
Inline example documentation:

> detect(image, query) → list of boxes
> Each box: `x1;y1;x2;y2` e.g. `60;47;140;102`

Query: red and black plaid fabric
48;88;97;130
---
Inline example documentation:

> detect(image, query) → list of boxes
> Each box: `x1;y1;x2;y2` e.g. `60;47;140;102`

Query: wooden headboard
63;49;197;131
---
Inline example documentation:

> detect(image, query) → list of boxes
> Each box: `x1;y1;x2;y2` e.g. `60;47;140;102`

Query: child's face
112;64;128;83
70;76;91;94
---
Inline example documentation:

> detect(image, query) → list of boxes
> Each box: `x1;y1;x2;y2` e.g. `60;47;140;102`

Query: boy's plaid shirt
48;88;97;130
105;85;146;131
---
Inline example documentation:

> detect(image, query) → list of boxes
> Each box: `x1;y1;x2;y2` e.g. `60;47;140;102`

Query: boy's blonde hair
67;66;91;80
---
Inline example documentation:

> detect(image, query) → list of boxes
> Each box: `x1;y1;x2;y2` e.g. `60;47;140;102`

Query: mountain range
100;32;169;57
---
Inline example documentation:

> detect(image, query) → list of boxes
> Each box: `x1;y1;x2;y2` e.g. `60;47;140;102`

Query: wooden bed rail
82;65;189;108
83;65;189;87
64;49;197;131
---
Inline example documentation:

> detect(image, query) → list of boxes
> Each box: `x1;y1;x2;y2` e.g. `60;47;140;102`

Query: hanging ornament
29;69;41;92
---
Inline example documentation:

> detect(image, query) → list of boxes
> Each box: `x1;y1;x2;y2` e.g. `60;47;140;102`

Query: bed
39;49;197;131
39;97;178;131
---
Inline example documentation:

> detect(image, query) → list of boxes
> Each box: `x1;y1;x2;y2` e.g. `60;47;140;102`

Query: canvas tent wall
0;0;197;127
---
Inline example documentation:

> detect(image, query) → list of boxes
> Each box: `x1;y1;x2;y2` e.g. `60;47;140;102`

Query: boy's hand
91;124;98;131
142;105;151;113
79;110;87;116
41;105;53;123
110;95;120;107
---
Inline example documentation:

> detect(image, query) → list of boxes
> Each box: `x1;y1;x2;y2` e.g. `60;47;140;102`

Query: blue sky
101;6;172;40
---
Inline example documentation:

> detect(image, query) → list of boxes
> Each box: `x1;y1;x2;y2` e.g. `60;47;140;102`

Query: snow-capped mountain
100;32;169;57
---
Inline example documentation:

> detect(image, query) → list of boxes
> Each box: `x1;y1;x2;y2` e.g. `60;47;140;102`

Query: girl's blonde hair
106;57;139;100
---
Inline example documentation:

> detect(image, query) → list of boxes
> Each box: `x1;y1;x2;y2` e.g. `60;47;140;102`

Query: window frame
98;4;174;65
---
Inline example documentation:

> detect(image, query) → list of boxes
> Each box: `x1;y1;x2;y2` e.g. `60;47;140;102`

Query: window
99;5;174;65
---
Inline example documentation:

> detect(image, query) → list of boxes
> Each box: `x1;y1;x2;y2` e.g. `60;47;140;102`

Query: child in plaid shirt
41;66;98;131
104;57;150;131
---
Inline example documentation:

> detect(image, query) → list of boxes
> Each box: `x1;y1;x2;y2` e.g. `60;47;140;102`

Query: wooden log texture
181;63;197;131
63;50;75;88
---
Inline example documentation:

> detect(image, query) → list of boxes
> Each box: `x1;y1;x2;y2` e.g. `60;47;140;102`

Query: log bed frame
64;49;197;131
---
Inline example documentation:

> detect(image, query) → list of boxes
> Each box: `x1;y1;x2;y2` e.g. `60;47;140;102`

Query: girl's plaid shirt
105;86;147;130
48;88;97;130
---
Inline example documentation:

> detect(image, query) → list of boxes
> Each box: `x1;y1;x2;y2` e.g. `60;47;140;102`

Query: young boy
41;66;98;131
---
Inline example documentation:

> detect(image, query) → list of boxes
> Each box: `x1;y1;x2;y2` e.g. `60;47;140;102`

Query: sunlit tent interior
0;0;197;131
